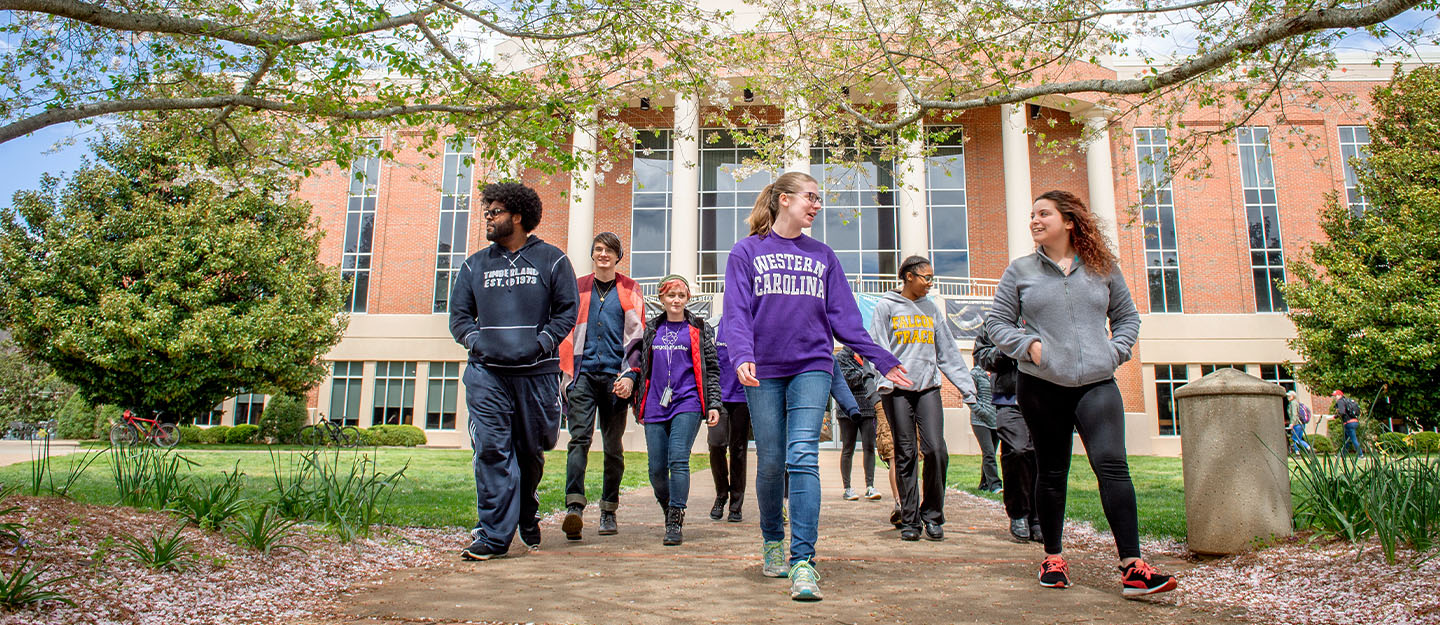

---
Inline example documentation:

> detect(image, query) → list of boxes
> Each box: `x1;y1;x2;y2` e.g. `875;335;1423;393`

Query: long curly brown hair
1035;190;1116;274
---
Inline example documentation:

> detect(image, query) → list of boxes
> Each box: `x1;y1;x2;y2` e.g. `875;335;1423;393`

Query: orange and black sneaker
1120;560;1177;597
1038;554;1070;588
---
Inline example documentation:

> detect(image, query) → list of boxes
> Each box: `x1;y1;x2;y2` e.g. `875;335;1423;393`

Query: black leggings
1017;373;1140;559
838;416;876;489
882;387;947;528
707;401;750;514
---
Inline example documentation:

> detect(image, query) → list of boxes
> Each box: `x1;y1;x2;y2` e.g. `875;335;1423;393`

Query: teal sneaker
789;561;822;601
762;540;788;578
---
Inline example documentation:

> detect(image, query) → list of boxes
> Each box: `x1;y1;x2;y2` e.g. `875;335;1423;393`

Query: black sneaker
900;526;921;541
1120;560;1178;597
889;507;903;529
727;509;743;523
598;510;618;535
710;496;727;520
1030;523;1044;544
1038;555;1070;588
562;504;584;541
519;522;541;550
923;522;944;541
1009;518;1031;542
461;538;507;561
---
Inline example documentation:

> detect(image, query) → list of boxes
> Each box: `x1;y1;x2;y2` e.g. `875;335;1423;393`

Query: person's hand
737;362;759;387
706;409;720;427
1028;341;1043;365
613;377;634;399
885;365;913;389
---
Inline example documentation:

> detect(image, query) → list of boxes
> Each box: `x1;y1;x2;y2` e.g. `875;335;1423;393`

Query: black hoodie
449;235;579;376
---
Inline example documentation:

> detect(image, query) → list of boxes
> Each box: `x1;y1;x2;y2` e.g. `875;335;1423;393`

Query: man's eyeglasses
786;191;823;205
483;208;509;220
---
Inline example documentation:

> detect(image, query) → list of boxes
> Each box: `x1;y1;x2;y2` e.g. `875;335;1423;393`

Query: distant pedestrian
985;190;1176;596
970;363;1003;493
709;320;750;523
1285;390;1312;454
835;347;882;502
973;324;1041;543
1333;390;1363;457
614;275;722;546
451;182;578;561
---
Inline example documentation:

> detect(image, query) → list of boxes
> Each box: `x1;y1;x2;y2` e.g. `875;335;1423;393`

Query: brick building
200;55;1395;456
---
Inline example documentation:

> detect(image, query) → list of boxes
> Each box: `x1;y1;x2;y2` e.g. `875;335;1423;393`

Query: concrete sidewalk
0;439;84;467
343;450;1233;625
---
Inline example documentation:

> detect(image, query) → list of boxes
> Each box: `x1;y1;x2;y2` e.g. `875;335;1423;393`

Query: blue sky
0;123;92;207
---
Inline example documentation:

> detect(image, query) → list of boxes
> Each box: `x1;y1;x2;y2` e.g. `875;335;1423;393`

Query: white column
566;108;598;275
1080;110;1122;253
897;101;930;259
1001;104;1035;260
783;95;811;174
669;93;702;281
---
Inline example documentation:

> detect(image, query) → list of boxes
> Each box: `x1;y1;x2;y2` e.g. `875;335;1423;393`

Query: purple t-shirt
722;232;901;379
643;319;702;422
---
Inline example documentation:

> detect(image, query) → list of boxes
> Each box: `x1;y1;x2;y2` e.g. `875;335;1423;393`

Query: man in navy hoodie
450;182;578;560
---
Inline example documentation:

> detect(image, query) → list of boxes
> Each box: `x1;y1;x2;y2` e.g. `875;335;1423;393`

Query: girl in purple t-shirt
722;171;912;601
615;275;721;546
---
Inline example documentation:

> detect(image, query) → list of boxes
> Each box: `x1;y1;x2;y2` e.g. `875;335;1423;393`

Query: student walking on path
1333;389;1364;457
710;321;750;523
869;255;977;543
450;182;578;561
557;232;647;541
835;347;882;502
970;363;1003;494
615;275;722;546
723;171;911;602
973;325;1042;544
1286;390;1312;454
984;190;1177;597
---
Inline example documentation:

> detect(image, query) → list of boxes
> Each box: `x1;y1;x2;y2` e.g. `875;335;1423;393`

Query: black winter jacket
972;323;1018;397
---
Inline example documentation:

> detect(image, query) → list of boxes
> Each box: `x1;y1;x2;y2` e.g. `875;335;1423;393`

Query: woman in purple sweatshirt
723;171;911;602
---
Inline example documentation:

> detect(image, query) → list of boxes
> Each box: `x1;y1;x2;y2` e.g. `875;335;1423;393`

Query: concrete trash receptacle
1174;368;1292;555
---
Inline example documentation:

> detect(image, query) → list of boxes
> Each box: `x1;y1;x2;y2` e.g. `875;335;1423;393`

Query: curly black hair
481;182;543;232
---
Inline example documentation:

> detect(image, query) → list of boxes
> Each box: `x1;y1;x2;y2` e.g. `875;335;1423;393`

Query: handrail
636;274;998;298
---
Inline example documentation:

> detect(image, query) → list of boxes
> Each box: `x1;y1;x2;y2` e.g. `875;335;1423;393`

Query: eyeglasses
483;208;509;220
912;273;935;283
786;191;823;205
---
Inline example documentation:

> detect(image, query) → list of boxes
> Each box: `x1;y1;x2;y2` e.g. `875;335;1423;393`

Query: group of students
446;175;1178;602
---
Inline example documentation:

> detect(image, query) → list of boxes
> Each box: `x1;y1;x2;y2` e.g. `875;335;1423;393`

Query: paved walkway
0;439;83;467
341;451;1237;625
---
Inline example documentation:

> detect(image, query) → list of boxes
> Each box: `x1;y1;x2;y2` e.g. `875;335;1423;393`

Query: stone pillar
566;108;598;275
1175;368;1292;555
897;101;930;258
783;95;811;174
670;93;702;282
1001;103;1034;260
1080;110;1122;253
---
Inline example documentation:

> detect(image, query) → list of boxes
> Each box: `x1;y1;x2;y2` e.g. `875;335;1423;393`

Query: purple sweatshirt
723;232;901;379
715;331;745;403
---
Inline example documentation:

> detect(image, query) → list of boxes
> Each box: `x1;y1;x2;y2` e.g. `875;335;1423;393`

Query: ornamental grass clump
1291;452;1440;564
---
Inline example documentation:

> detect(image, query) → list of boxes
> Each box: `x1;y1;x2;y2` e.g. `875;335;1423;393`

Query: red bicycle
109;409;180;448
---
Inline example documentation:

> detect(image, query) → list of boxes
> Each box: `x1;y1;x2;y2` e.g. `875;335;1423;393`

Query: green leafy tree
1283;66;1440;431
0;336;75;430
0;123;348;421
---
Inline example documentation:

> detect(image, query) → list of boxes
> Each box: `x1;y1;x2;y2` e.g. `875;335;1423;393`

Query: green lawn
946;454;1187;541
0;448;708;528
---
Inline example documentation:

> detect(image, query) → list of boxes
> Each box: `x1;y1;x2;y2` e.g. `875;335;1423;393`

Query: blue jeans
1343;421;1363;456
644;411;704;510
1290;424;1311;452
745;370;831;566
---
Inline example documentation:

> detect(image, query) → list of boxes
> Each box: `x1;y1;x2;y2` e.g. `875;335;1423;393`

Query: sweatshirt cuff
538;331;557;354
1013;337;1039;362
462;331;480;352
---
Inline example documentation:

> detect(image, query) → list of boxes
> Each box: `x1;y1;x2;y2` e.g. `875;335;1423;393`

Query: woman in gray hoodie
984;190;1175;597
869;255;977;542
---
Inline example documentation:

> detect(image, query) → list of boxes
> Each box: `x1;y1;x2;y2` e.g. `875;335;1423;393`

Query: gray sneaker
761;540;788;578
788;561;822;601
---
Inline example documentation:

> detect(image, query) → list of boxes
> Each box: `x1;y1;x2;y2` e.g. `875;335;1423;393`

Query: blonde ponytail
746;171;818;237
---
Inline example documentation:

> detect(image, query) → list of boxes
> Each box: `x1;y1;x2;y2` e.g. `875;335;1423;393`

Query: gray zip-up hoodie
868;291;977;402
983;249;1140;388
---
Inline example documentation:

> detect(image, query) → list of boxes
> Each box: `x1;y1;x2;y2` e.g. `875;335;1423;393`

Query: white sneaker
864;487;882;500
842;488;859;501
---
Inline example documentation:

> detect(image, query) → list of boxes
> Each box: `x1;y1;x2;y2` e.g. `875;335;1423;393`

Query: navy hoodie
449;235;579;376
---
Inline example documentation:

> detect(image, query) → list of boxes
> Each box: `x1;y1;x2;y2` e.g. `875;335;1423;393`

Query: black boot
728;492;744;523
710;495;727;520
663;507;685;545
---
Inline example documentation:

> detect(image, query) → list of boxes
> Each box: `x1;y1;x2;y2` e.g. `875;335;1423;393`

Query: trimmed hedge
178;425;204;444
259;394;307;443
1409;431;1440;454
226;424;260;444
367;424;427;447
201;425;232;444
1377;431;1410;455
1306;434;1337;454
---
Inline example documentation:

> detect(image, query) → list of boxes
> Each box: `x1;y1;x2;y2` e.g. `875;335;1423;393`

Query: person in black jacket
450;182;578;561
615;275;722;546
972;322;1041;544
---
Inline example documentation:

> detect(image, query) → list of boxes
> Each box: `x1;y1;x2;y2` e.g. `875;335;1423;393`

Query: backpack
1298;402;1311;424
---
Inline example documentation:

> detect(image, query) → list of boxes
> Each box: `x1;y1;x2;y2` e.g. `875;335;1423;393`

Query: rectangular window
1338;126;1372;216
1237;127;1287;312
1199;364;1245;377
373;361;417;425
195;403;224;427
329;361;364;426
700;129;778;282
234;393;266;426
1135;128;1183;313
810;135;899;277
433;136;474;313
342;138;382;314
631;129;673;281
1155;364;1188;436
426;362;461;430
926;127;969;278
1258;364;1296;394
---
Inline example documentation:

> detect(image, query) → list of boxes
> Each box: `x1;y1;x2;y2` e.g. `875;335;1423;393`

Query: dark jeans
1343;421;1364;456
882;387;947;528
838;415;876;489
972;424;1002;491
708;401;751;513
995;405;1038;522
564;372;628;511
1018;373;1140;560
463;364;561;552
645;411;704;510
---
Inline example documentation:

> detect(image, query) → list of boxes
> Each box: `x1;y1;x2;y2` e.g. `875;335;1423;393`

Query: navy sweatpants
464;363;562;552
